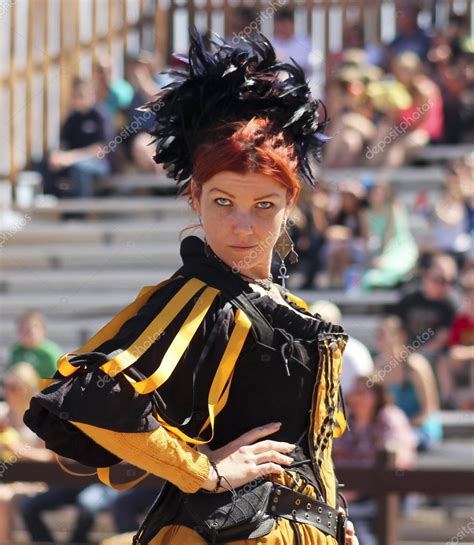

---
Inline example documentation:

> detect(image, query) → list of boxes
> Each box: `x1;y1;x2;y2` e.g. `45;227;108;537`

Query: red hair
184;117;301;204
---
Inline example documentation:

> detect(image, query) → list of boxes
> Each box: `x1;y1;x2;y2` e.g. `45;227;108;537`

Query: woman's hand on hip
198;422;296;493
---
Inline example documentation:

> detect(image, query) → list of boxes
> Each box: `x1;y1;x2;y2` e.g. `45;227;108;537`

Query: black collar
176;235;255;296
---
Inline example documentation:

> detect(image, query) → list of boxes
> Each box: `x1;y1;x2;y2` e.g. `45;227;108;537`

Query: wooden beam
25;0;35;162
8;0;17;183
155;0;169;63
107;0;115;57
122;0;128;54
42;0;50;156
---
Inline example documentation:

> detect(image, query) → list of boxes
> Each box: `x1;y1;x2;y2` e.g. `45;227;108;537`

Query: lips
230;245;257;249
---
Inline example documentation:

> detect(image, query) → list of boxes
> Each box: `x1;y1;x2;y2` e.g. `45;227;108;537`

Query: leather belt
267;483;345;541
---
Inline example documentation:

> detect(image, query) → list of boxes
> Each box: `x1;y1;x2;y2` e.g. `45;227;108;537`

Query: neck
205;239;273;280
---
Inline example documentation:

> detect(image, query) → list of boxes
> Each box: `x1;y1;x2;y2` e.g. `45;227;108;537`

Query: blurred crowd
27;3;473;197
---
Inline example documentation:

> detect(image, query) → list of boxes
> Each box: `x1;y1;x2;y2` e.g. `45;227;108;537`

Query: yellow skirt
150;471;340;545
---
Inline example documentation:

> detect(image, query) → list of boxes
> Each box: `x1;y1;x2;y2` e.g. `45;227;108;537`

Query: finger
250;439;296;455
254;462;285;478
346;533;359;545
345;520;357;545
254;450;294;466
232;422;283;447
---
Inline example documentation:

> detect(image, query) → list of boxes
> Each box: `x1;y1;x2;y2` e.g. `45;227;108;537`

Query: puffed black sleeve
23;275;247;469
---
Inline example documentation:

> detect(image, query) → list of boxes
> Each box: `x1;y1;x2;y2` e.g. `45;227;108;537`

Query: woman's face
347;378;377;419
375;320;403;352
368;184;388;208
192;171;294;279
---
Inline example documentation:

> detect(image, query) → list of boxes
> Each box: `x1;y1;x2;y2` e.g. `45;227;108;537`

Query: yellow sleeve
70;420;211;493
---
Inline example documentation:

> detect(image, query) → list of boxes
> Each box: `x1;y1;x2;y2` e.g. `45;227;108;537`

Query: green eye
257;202;273;209
215;198;231;206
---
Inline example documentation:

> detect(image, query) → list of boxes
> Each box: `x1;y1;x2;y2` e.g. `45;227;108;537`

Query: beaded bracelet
210;460;224;493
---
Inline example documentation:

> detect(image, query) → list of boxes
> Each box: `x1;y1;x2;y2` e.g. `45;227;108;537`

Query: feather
142;25;330;191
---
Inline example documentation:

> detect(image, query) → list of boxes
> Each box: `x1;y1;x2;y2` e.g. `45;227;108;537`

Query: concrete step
1;218;189;246
320;165;446;188
414;143;474;162
0;240;182;270
0;286;399;319
0;268;176;293
12;196;191;220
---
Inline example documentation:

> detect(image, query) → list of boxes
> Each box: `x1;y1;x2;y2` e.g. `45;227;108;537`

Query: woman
367;51;444;167
373;316;442;450
332;376;417;545
0;363;53;543
324;179;368;289
361;180;418;290
24;29;358;545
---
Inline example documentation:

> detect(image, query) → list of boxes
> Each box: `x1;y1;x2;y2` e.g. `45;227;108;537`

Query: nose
232;213;254;236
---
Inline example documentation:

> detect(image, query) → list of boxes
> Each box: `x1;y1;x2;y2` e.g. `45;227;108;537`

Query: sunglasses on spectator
429;275;454;285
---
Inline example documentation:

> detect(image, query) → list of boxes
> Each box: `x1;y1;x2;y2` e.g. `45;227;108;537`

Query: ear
189;179;201;214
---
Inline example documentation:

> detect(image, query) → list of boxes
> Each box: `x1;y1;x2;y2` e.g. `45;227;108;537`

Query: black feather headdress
141;27;330;194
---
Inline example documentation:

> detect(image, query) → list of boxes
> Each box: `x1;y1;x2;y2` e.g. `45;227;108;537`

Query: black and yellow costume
24;234;349;545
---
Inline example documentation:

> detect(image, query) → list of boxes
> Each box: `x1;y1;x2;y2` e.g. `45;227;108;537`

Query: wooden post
122;0;128;54
107;0;115;57
42;0;50;156
375;450;399;545
72;0;81;76
25;0;35;163
188;0;196;39
8;0;17;183
59;0;69;122
155;0;170;64
138;0;145;48
91;0;99;70
323;0;330;85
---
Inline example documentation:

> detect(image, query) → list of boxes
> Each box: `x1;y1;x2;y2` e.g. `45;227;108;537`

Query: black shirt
393;290;457;347
60;106;114;151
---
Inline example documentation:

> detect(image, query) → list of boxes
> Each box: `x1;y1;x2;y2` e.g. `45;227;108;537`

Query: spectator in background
373;316;442;451
324;55;379;168
295;182;331;289
328;24;386;71
0;364;53;544
21;483;120;544
428;160;472;266
7;310;61;379
394;253;458;346
124;52;164;173
368;52;444;167
309;300;374;393
387;3;432;62
458;52;474;143
227;6;259;47
324;179;368;289
446;269;474;409
37;77;115;199
333;376;417;545
361;180;418;290
393;253;458;408
272;8;312;74
427;17;471;144
93;55;134;118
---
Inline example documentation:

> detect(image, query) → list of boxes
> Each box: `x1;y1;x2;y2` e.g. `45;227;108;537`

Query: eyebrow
209;188;280;200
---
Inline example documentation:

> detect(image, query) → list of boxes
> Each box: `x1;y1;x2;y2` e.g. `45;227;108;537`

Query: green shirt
8;339;63;378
